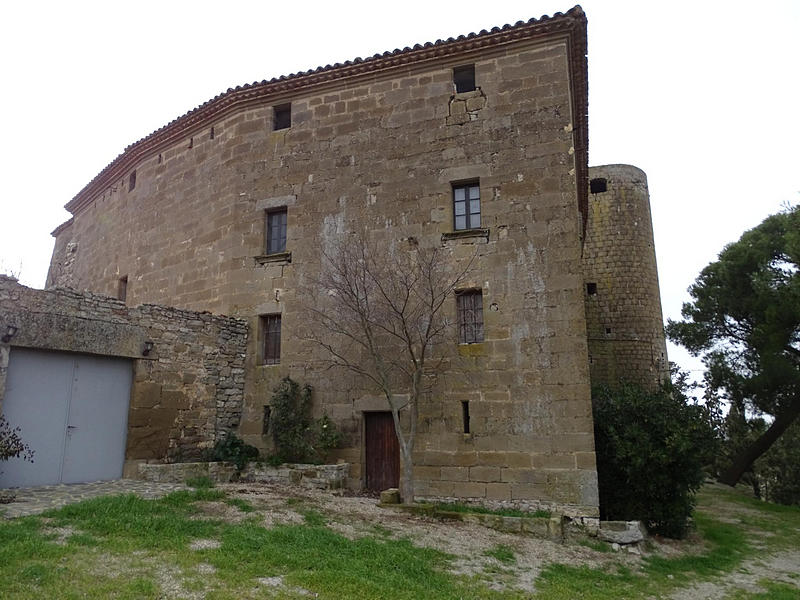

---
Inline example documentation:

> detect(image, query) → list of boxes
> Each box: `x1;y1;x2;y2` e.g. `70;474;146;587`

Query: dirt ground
211;483;617;593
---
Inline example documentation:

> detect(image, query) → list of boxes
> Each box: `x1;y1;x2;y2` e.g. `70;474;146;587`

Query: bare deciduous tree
303;236;473;504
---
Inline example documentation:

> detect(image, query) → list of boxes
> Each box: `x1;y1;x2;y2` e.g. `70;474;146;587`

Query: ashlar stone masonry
32;7;672;516
0;275;247;463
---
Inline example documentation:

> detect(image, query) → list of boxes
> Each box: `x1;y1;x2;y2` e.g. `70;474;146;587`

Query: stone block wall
0;275;247;461
582;165;669;389
43;11;598;514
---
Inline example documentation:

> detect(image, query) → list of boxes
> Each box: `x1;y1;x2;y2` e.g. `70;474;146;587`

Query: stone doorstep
381;502;564;543
597;520;647;545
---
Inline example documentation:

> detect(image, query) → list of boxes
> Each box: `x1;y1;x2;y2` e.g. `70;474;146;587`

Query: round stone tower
582;164;669;389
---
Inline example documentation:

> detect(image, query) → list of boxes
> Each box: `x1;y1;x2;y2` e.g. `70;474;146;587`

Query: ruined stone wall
0;275;247;462
582;165;669;389
47;37;597;512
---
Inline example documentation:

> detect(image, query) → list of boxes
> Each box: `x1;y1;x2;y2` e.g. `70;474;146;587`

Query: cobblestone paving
0;479;187;518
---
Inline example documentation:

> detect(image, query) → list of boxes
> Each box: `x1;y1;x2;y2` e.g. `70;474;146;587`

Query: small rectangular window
117;276;128;302
262;406;272;435
261;314;282;364
453;182;480;231
461;401;471;434
128;170;136;192
266;209;287;254
587;282;598;295
590;178;607;194
274;104;291;130
457;290;484;344
453;64;476;93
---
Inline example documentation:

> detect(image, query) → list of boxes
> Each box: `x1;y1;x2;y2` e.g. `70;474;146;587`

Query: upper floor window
128;170;136;192
453;64;476;93
590;178;607;194
266;209;287;254
457;290;484;344
261;314;282;365
453;182;480;231
274;104;291;130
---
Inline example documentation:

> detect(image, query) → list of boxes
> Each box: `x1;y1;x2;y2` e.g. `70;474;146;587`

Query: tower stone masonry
32;6;666;516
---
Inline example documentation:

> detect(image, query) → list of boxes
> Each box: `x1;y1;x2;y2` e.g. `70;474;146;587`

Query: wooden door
364;412;400;492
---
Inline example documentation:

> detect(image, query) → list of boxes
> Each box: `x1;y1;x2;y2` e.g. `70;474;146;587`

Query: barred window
457;290;484;344
453;182;480;231
261;314;282;365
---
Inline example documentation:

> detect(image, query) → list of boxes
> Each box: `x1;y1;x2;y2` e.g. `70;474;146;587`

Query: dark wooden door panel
365;412;400;492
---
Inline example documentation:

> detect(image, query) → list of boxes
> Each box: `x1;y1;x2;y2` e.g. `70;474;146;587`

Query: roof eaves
64;6;588;217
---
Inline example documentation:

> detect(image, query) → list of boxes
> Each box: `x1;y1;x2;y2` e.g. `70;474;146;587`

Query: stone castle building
1;6;668;514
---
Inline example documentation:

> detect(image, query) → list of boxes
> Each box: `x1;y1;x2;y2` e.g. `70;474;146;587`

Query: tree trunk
719;397;800;486
399;445;415;505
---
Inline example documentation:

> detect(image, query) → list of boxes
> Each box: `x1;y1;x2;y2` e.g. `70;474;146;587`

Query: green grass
535;513;751;599
0;484;797;598
185;475;215;489
485;544;517;564
224;497;255;512
578;538;613;553
434;502;551;518
727;579;800;599
532;487;800;600
0;490;516;599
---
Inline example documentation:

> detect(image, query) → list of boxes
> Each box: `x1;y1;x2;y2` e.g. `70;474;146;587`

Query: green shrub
592;380;718;538
0;415;33;464
271;377;341;463
210;432;259;471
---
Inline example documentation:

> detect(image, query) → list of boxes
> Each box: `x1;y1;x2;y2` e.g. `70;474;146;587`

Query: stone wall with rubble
0;275;247;461
582;165;669;389
45;13;598;514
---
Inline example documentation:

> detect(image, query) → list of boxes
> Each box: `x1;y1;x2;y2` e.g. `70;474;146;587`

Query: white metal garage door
0;348;132;488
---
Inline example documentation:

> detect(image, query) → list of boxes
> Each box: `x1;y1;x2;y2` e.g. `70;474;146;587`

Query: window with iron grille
453;182;480;231
266;209;287;254
457;290;484;343
261;314;281;365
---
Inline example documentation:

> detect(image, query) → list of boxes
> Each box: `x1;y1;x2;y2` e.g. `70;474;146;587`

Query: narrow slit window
587;282;597;295
274;104;291;130
128;170;136;192
262;406;272;435
461;401;471;434
117;276;128;302
262;314;282;364
457;289;484;343
210;126;215;139
453;64;476;93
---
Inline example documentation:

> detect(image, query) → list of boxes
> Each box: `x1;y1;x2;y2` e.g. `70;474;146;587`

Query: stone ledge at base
385;503;564;543
128;461;238;483
597;520;647;544
241;463;349;490
126;460;349;490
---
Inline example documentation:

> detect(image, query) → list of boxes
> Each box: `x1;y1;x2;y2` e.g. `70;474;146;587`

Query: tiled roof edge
64;6;587;217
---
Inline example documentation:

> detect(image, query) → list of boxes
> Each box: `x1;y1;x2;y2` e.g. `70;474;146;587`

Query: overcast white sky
1;1;798;379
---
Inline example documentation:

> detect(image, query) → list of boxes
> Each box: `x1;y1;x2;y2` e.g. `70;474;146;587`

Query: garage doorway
364;411;400;493
0;348;132;488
